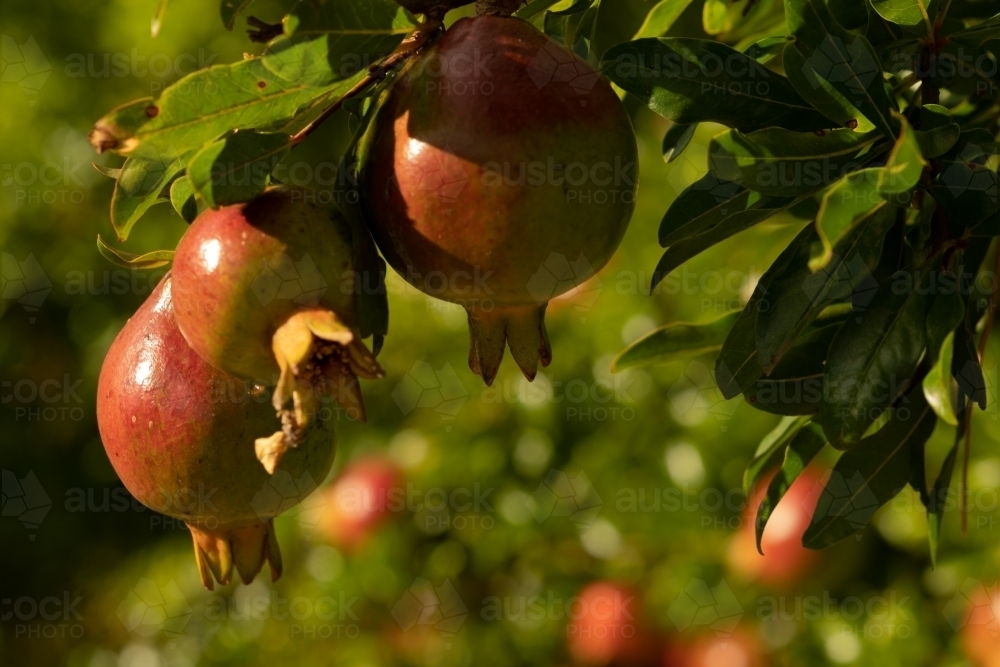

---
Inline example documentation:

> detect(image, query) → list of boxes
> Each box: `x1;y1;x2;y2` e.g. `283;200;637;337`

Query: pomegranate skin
172;187;359;384
360;16;637;383
97;276;336;587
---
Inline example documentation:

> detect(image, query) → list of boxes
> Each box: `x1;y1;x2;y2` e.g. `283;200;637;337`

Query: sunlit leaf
755;423;826;552
96;235;175;269
611;310;740;372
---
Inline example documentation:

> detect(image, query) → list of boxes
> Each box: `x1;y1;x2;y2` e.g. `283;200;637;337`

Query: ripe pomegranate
726;467;824;587
360;15;637;384
97;276;336;589
961;586;1000;667
317;456;401;551
171;187;383;471
674;631;764;667
567;582;659;666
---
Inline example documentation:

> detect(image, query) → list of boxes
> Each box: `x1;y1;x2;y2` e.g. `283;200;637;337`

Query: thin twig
290;22;442;146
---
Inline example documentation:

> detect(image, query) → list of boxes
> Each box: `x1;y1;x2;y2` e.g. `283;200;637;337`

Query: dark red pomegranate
171;187;383;471
97;276;336;589
360;15;637;384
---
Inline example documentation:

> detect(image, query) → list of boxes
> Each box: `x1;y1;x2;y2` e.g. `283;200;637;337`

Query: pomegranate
360;15;637;384
317;456;401;551
567;582;659;666
97;276;336;589
171;186;383;471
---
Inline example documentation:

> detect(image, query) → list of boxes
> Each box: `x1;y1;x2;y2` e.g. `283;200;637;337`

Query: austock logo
251;251;328;307
801;252;879;322
528;469;602;527
527;252;602;322
392;361;470;428
2;469;52;540
667;578;743;637
527;39;600;103
799;34;880;101
251;470;325;530
117;578;193;638
1;252;51;323
1;35;51;104
806;470;880;538
943;578;999;636
392;578;469;647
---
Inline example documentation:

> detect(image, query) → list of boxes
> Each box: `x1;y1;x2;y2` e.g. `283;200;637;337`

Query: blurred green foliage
1;1;997;666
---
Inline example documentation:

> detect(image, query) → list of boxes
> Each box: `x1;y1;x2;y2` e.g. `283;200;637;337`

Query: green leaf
662;123;696;163
947;13;1000;46
782;42;874;133
611;310;740;372
110;154;187;241
633;0;696;38
151;0;171;38
744;415;813;494
756;205;895;374
659;176;746;246
220;0;254;30
924;332;958;424
784;0;897;139
870;0;934;29
515;0;564;20
745;320;843;415
708;126;881;196
820;265;936;447
96;235;175;269
186;131;290;209
715;225;813;399
915;123;961;159
744;36;792;63
92;163;122;179
812;168;887;270
169;176;198;223
600;38;830;131
755;423;827;552
877;115;925;196
952;318;987;410
652;193;800;288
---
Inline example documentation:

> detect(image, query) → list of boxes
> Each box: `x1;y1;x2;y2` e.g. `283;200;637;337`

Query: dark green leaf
927;408;965;566
110;154;187;241
744;36;792;63
658;175;747;246
877;114;925;196
922;290;965;424
784;0;898;139
756;205;895;374
515;0;564;20
870;0;935;30
715;225;813;399
952;321;987;410
600;38;830;131
745;321;843;415
804;391;937;547
187;131;290;209
662;123;696;163
743;415;813;494
782;43;873;132
947;13;1000;46
755;422;827;552
220;0;254;31
931;129;999;226
820;264;936;447
611;310;740;372
708;126;881;196
812;168;887;270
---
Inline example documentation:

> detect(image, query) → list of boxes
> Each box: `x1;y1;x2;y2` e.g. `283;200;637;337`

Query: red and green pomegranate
97;276;336;589
171;186;383;471
360;15;638;385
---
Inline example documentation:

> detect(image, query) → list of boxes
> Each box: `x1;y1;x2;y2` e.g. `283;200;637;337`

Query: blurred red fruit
672;631;764;667
961;586;1000;667
567;582;659;666
318;457;401;551
726;466;824;587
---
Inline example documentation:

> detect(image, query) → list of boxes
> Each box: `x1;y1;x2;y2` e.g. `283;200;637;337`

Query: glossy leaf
96;235;174;269
812;168;887;270
611;310;740;372
756;205;895;374
870;0;933;29
743;416;813;494
709;127;881;196
784;0;897;139
169;176;198;223
804;391;937;547
924;332;958;424
110;154;187;241
744;36;792;63
715;225;813;399
755;422;826;552
187;131;290;209
782;43;875;133
877;115;925;196
662;123;696;163
745;321;843;415
820;265;935;447
600;38;830;131
658;175;747;246
633;0;695;38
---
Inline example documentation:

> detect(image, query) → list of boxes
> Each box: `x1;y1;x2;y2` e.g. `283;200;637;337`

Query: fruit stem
290;21;443;146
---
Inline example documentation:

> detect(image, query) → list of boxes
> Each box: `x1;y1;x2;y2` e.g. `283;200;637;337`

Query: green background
1;0;997;665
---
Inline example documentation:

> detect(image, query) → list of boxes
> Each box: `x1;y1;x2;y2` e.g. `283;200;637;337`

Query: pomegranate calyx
467;303;551;385
187;520;283;590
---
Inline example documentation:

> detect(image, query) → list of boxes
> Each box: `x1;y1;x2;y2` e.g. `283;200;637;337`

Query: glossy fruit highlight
97;276;336;589
361;15;637;384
